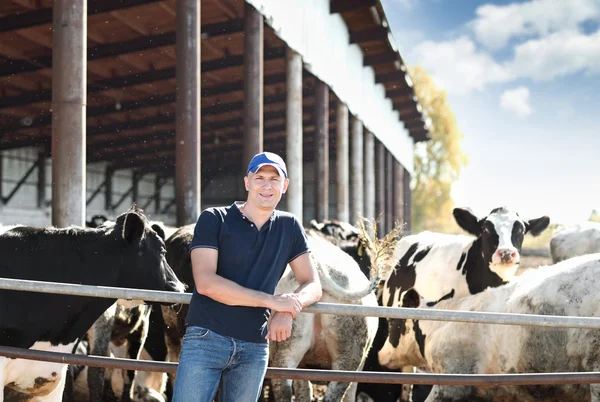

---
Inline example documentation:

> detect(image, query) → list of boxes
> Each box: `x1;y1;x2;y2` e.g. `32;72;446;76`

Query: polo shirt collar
232;201;277;223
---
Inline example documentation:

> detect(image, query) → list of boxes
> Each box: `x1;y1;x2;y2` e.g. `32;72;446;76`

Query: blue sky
381;0;600;225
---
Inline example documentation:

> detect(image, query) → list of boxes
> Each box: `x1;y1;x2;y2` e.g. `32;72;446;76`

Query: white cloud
509;29;600;80
470;0;600;50
500;87;533;118
410;36;513;94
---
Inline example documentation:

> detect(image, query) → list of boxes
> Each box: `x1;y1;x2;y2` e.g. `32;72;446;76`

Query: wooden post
393;159;404;231
385;149;393;233
37;148;46;208
375;141;386;237
350;116;364;226
51;0;87;227
243;2;264;169
154;174;162;214
104;166;113;211
404;167;412;233
314;79;329;221
364;130;375;226
286;48;303;222
336;100;349;222
175;0;201;226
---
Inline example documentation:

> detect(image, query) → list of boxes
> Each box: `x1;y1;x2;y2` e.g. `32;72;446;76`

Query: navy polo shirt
185;202;310;343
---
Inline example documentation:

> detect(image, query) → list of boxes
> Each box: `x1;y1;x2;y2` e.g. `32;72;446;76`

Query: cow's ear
453;207;481;236
123;212;146;244
151;223;166;241
401;288;421;308
526;216;550;236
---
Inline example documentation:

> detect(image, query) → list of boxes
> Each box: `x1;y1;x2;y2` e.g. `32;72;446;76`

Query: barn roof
0;0;430;181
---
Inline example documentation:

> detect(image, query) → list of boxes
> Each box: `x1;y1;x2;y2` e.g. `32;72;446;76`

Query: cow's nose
497;248;517;263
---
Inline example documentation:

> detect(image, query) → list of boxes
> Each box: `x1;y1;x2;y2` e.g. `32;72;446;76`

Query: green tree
409;66;468;233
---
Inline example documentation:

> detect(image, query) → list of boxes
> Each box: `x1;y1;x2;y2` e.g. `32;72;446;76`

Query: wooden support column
385;149;394;234
0;151;3;202
364;130;375;225
285;48;303;222
51;0;86;227
393;158;405;231
37;148;46;208
132;170;140;204
175;0;201;226
104;166;113;211
314;79;329;221
243;2;264;169
404;167;412;233
350;116;364;225
336;100;349;222
154;175;162;214
375;140;386;237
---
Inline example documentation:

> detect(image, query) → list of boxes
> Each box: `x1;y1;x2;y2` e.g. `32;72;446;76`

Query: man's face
244;165;289;210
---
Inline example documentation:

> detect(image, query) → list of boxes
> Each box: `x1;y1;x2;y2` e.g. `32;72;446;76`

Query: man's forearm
195;272;271;308
293;280;323;308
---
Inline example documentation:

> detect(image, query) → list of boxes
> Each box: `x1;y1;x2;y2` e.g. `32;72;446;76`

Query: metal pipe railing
2;277;600;329
2;345;600;386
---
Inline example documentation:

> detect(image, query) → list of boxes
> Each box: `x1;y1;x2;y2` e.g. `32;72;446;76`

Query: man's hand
268;293;303;317
266;312;293;342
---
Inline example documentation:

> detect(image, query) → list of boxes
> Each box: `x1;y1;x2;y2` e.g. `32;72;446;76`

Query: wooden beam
0;19;244;78
330;0;376;14
0;0;162;33
349;26;389;44
364;52;399;66
375;72;407;85
109;10;149;35
0;47;285;110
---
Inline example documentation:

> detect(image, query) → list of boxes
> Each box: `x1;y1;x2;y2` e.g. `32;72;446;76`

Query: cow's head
378;288;433;369
453;207;550;281
113;206;186;299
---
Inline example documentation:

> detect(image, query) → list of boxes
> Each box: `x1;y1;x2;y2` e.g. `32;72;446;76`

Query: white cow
269;228;397;402
550;221;600;263
378;253;600;402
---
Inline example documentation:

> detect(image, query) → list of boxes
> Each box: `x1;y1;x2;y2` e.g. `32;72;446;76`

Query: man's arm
288;252;322;307
266;252;322;341
191;247;303;317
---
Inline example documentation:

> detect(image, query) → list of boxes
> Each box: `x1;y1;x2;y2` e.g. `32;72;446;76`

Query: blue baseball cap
246;152;288;178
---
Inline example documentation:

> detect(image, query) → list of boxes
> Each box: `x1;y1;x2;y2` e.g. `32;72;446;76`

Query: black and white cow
383;207;550;306
378;253;600;402
0;206;185;402
550;221;600;263
380;206;549;402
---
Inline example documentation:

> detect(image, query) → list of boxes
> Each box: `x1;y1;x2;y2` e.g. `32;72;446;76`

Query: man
172;151;323;402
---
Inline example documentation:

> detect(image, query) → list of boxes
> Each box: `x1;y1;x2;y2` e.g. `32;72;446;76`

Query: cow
0;205;185;402
378;253;600;402
308;220;403;402
380;206;549;402
85;214;109;228
550;221;600;263
62;221;175;402
268;225;399;402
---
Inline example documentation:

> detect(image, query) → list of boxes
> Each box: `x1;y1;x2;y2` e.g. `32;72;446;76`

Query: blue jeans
172;325;269;402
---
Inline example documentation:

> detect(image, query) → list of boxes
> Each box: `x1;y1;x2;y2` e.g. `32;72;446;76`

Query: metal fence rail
2;345;600;386
3;276;600;329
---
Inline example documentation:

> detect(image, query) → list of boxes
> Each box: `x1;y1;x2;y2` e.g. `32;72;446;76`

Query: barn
0;0;430;234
